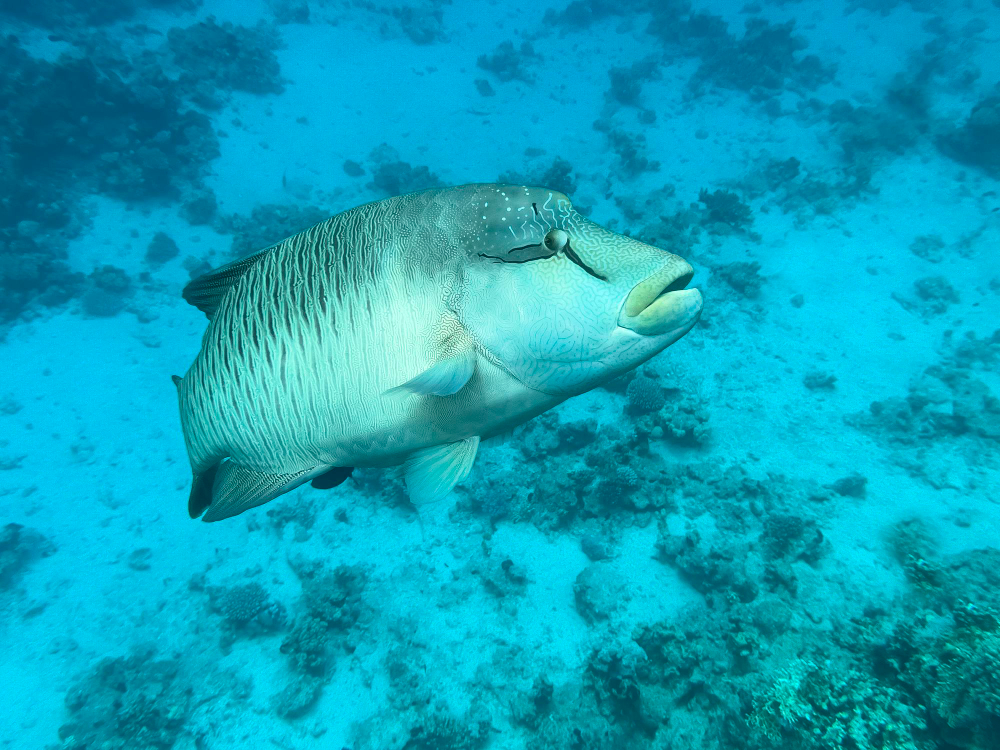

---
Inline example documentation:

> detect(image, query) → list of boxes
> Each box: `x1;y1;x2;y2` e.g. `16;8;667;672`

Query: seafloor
1;0;999;748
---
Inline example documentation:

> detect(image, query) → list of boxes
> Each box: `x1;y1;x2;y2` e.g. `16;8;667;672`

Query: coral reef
476;40;540;84
205;580;287;653
81;265;133;318
180;186;218;225
607;59;660;108
849;366;1000;446
380;1;449;45
596;465;641;507
847;350;1000;492
266;495;318;539
803;370;837;391
825;85;927;167
689;19;835;97
273;560;371;715
59;647;193;750
543;0;651;29
581;533;613;562
3;36;219;201
748;657;925;749
498;156;578;197
593;121;661;177
0;31;221;322
218;582;278;627
0;233;83;322
145;232;180;267
167;17;285;102
698;189;754;233
657;525;760;603
0;523;55;589
893;276;961;317
218;203;329;258
299;563;367;631
459;427;1000;750
355;705;490;750
267;0;309;24
280;614;330;676
574;563;627;623
938;87;1000;177
0;0;201;28
739;152;876;224
626;375;667;415
659;390;712;446
367;144;444;197
272;676;323;719
714;261;764;299
910;234;946;263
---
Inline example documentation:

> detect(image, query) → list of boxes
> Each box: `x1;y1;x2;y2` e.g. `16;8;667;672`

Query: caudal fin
187;463;219;519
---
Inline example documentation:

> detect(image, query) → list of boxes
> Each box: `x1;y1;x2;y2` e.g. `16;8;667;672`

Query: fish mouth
618;261;703;337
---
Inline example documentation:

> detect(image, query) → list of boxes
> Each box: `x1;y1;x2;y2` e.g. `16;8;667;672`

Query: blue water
1;0;999;748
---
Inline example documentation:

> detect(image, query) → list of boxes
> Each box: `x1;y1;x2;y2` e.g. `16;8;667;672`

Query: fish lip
618;261;703;336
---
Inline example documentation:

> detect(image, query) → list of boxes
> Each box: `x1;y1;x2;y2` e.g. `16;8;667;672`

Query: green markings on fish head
450;184;703;396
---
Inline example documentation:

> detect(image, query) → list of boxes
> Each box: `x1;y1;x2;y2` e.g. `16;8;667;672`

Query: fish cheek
454;264;538;379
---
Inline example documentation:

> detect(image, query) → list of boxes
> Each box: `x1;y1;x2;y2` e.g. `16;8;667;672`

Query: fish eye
478;228;570;265
543;229;569;252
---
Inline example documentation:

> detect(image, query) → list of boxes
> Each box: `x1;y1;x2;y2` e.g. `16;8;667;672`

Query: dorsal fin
181;249;272;319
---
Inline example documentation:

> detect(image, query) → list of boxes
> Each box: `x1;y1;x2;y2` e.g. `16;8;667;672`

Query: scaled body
177;184;702;521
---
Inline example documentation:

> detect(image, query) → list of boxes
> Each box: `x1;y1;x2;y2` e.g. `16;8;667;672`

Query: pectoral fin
192;460;324;522
403;437;480;506
386;350;476;397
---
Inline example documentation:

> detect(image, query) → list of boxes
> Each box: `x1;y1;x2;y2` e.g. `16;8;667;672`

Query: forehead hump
469;184;572;241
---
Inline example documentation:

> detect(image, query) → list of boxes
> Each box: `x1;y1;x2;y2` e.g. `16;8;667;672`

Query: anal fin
196;460;323;522
403;437;480;507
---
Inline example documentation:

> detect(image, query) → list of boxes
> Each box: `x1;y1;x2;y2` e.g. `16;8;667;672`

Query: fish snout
618;260;703;336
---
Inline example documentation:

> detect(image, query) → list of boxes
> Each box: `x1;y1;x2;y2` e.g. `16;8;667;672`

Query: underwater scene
1;0;999;747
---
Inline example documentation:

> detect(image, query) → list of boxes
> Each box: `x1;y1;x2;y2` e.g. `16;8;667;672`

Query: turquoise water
1;0;999;748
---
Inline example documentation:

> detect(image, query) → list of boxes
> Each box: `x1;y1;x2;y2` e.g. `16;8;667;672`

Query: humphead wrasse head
446;184;703;396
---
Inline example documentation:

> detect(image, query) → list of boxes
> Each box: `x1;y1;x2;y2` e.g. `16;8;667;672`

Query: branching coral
626;375;666;415
925;608;1000;741
219;582;270;625
749;658;925;749
280;615;330;676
